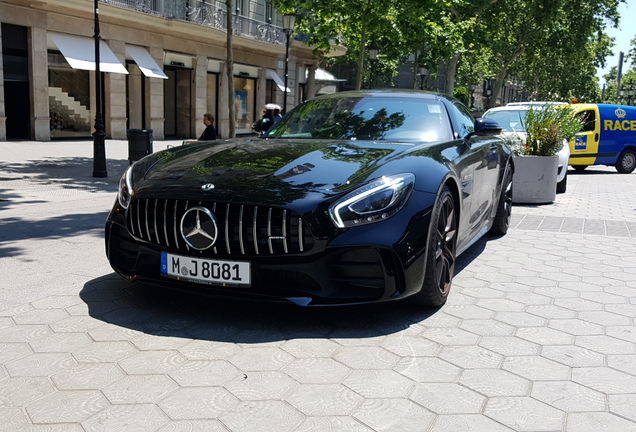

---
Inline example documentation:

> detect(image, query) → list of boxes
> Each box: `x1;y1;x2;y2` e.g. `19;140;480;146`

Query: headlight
117;166;134;209
329;173;415;228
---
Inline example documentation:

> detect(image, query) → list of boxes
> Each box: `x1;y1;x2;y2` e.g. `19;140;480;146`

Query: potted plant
507;105;583;204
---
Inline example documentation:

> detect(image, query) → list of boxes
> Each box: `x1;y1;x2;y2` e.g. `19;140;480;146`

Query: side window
452;102;475;139
577;110;596;132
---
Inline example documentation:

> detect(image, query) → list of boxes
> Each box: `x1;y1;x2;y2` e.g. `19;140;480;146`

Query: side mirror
473;117;503;136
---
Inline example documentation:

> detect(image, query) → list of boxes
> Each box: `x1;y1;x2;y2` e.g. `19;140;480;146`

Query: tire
411;186;457;307
556;171;567;194
489;163;513;236
572;165;588;172
615;148;636;173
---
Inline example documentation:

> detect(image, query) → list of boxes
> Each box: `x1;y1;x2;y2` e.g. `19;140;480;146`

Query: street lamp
620;81;635;105
282;12;296;114
418;65;427;90
367;41;379;88
92;0;107;177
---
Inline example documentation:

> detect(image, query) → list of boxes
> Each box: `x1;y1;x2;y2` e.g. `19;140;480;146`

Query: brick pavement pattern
1;141;636;431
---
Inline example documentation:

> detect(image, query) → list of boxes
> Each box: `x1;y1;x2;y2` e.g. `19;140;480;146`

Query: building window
233;77;256;133
47;52;92;138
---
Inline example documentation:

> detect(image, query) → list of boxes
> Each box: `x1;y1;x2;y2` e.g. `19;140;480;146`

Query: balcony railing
101;0;286;45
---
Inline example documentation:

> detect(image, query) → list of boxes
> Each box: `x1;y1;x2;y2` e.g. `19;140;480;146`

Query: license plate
160;252;251;287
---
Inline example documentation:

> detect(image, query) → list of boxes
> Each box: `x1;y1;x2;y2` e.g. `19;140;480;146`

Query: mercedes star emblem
180;206;218;250
201;183;215;191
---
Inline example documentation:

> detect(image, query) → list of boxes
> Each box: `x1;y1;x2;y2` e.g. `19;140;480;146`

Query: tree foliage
274;0;627;104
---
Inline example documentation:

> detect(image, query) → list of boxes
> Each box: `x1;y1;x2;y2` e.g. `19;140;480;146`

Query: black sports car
106;90;513;307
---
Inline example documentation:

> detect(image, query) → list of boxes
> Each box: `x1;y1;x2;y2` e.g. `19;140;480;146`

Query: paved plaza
1;139;636;431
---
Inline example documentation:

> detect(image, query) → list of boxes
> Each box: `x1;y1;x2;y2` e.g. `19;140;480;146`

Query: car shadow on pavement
80;237;491;343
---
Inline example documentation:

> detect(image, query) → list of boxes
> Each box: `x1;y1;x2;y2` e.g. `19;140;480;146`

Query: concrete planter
512;155;558;204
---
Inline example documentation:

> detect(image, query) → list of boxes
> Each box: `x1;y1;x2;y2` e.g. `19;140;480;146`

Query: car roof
506;101;567;106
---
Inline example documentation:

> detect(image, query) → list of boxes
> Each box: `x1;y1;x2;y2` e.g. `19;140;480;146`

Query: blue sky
596;1;636;82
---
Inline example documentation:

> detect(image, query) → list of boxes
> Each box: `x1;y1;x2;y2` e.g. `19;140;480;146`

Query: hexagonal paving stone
220;400;304;432
5;352;76;377
177;340;241;360
29;332;93;353
155;420;230;431
342;370;414;398
484;397;565;431
296;416;373;432
410;382;486;414
566;411;636;432
479;336;540;356
438;345;503;369
26;390;110;423
118;350;186;374
225;371;298;400
502;355;570;381
0;342;32;364
493;312;547;327
0;324;52;343
379;334;441;357
541;345;606;367
48;315;103;332
609;394;636;422
334;346;398;370
532;380;605;412
460;369;530;397
0;407;30;430
395;357;461;383
286;384;364;416
168;360;241;386
572;367;636;393
607;354;636;375
81;404;169;431
282;358;350;384
515;327;574;345
419;327;480;346
51;363;125;390
0;377;55;407
159;387;239;420
280;338;341;358
71;341;138;363
227;347;294;372
576;334;636;355
430;414;515;431
548;318;604;336
459;319;516;337
606;326;636;344
102;374;179;404
353;398;435;431
12;308;69;325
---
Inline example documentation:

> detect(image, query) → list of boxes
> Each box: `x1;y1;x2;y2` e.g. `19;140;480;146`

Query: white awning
48;33;128;74
126;45;168;79
309;67;346;83
267;69;290;92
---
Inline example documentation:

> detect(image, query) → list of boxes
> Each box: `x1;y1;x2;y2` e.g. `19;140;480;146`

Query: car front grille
127;198;314;256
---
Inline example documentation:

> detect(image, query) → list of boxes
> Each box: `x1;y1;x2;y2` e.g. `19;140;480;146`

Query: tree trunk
444;53;459;96
355;30;367;90
226;0;235;138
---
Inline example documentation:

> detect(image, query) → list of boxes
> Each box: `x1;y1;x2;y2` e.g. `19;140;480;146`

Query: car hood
136;139;409;207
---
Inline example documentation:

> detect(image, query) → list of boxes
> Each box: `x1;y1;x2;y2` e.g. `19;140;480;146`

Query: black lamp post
367;41;379;89
418;65;427;90
92;0;107;177
619;81;635;105
282;12;296;114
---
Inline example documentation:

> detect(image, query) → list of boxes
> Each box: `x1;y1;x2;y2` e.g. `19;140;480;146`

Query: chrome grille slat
127;199;312;256
163;199;170;247
225;203;231;254
239;205;245;255
253;206;259;255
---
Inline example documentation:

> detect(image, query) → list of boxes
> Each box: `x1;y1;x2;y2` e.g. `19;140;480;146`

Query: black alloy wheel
490;163;513;235
412;186;457;307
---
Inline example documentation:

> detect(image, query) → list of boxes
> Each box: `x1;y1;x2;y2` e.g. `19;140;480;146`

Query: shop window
233;77;256;133
47;52;92;138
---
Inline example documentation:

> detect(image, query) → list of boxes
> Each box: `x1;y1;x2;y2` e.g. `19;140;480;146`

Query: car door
570;105;600;167
447;101;500;247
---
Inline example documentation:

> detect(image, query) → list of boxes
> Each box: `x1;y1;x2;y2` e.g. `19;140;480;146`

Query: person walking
199;113;217;140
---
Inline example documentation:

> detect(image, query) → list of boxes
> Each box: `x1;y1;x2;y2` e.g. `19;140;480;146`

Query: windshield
266;96;453;142
483;110;526;133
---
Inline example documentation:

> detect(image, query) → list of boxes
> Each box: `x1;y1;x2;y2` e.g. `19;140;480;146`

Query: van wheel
572;165;588;172
615;149;636;173
556;171;567;194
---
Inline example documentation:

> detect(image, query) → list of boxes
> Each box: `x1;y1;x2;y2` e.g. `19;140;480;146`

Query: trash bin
126;129;153;164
